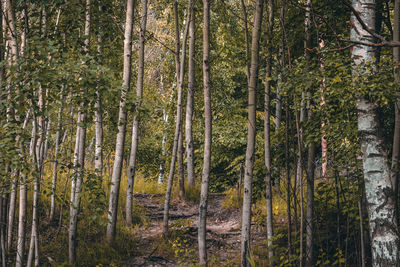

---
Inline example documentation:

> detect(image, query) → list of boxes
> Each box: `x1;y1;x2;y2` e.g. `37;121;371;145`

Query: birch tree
162;0;192;235
106;0;135;242
264;0;274;262
351;0;400;265
240;0;263;265
198;0;211;264
68;0;91;263
185;4;196;188
126;0;148;226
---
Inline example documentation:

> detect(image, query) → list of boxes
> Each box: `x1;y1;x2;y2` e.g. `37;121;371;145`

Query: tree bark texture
126;0;148;226
68;0;90;263
351;0;400;265
106;0;135;242
264;0;274;262
163;0;192;235
198;0;212;264
185;5;196;188
240;0;263;266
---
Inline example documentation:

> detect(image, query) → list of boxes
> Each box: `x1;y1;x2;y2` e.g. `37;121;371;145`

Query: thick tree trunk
126;0;148;226
264;0;274;262
240;1;263;266
106;0;135;241
351;1;400;265
68;0;90;263
185;6;196;188
198;0;212;264
163;0;192;235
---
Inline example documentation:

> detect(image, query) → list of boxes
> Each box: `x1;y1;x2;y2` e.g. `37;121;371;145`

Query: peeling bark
351;1;400;265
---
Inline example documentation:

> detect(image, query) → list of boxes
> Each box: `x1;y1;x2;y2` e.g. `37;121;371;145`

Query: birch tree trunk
285;102;292;259
68;0;90;263
303;0;315;264
95;4;104;176
240;1;263;266
178;129;185;198
162;0;192;235
198;0;212;264
126;0;148;226
351;0;400;265
50;89;64;221
185;6;196;188
264;0;274;262
305;103;316;266
391;0;400;224
5;0;19;253
106;0;135;242
240;0;250;83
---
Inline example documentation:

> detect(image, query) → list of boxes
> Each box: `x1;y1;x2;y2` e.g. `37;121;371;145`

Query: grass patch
222;187;242;210
184;184;201;203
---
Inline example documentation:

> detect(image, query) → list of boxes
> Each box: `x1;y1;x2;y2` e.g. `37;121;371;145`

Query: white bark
50;91;64;221
106;0;135;241
240;1;263;266
95;6;103;175
198;0;212;264
68;0;90;263
351;0;400;265
185;6;196;188
264;0;274;262
163;0;193;235
126;0;148;226
158;104;168;185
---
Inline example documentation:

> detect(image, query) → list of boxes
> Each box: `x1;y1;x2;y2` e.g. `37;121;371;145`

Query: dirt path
124;193;265;266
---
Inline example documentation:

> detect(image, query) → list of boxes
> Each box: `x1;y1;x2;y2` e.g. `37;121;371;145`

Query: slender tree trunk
240;0;250;83
5;0;19;253
7;173;16;252
68;0;90;263
94;4;104;176
158;100;168;185
106;0;135;242
264;0;274;262
351;1;400;265
391;0;400;225
198;0;212;264
126;0;148;226
163;0;192;235
305;105;316;266
185;6;196;188
50;89;64;221
285;102;292;259
319;39;327;178
178;129;185;198
1;195;6;267
240;1;263;266
303;0;315;264
14;111;30;267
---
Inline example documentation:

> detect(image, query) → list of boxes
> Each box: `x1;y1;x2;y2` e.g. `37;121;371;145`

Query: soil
124;193;265;266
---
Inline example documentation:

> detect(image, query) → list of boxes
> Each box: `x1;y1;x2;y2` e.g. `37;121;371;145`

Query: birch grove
0;0;399;266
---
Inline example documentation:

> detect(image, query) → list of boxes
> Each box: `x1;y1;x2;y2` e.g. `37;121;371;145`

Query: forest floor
124;193;267;266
